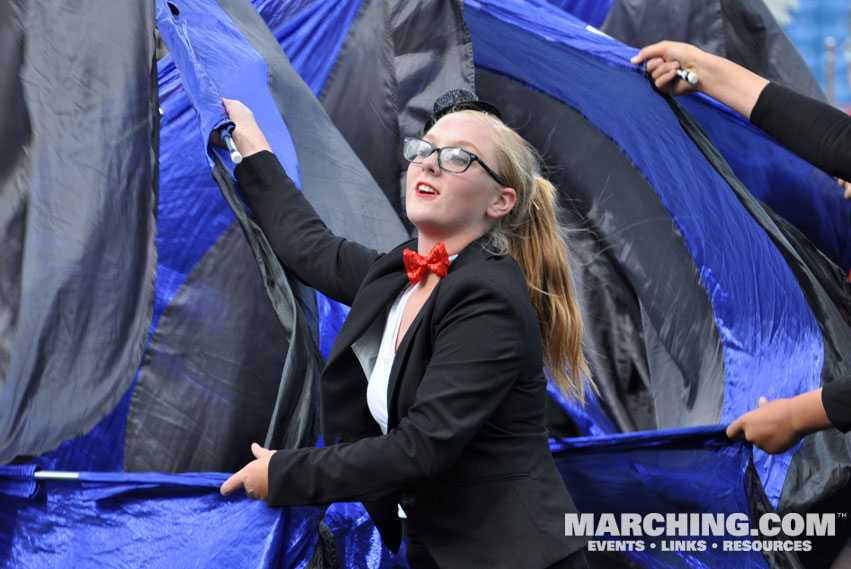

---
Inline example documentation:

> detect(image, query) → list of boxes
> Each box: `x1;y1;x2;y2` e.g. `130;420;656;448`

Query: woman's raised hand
222;99;273;158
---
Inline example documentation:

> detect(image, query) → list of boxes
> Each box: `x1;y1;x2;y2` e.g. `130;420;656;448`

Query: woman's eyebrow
452;139;480;153
424;136;481;154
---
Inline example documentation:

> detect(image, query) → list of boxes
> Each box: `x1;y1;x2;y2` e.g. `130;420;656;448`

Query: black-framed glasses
403;137;507;187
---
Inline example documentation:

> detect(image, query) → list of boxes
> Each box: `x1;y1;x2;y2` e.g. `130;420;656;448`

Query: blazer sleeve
266;275;533;506
235;150;382;306
823;380;851;433
750;82;851;180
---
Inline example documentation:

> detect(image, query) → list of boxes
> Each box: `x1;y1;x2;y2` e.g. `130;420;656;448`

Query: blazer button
400;493;416;509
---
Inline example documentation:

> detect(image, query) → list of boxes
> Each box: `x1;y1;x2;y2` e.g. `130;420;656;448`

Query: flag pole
33;471;80;480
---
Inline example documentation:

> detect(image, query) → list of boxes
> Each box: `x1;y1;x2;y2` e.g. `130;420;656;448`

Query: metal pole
33;471;80;480
826;35;836;105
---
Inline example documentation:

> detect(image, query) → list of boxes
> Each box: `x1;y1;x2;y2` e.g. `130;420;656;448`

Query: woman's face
405;113;514;243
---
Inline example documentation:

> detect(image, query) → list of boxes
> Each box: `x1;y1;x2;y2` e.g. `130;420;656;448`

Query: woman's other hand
631;40;769;119
220;442;277;501
630;41;706;96
726;388;832;454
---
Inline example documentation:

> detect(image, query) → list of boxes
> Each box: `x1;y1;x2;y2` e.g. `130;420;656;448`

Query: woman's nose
421;150;441;175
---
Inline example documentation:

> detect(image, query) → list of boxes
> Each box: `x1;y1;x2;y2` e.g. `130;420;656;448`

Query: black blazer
236;151;586;569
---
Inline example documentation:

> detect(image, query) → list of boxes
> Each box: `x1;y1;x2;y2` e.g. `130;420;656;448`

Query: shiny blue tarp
0;467;318;569
0;427;781;569
552;427;773;569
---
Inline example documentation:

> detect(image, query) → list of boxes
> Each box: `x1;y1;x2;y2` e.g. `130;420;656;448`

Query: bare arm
630;41;769;119
632;41;851;194
726;388;833;454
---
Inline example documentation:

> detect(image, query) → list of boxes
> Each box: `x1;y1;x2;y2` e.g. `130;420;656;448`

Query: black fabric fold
1;0;157;464
477;69;726;432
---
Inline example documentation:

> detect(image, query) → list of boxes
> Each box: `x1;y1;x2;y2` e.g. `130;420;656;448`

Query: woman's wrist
697;52;769;119
790;388;832;437
233;126;272;157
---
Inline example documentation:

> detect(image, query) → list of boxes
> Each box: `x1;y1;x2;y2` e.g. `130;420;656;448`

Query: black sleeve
235;150;381;306
750;82;851;180
823;380;851;433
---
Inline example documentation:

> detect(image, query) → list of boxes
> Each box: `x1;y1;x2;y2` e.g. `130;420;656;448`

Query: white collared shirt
366;283;417;435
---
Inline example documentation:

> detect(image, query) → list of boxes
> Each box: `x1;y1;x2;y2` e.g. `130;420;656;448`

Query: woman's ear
487;186;517;219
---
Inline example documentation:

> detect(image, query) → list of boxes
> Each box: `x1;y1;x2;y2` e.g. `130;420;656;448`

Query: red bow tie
403;242;450;285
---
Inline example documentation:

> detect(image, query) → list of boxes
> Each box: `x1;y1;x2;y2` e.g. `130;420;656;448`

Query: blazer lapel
385;288;431;427
325;238;416;368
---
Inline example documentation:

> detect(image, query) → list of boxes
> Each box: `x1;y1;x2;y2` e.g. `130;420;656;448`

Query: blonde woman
220;90;590;569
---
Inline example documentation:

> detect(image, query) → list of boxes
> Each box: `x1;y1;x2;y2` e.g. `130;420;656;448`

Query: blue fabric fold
157;0;302;179
545;0;615;28
0;469;320;569
156;0;233;163
253;0;364;96
547;376;616;437
552;427;771;569
0;465;39;499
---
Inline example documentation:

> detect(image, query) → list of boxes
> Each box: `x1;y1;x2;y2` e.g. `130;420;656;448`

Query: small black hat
423;88;502;132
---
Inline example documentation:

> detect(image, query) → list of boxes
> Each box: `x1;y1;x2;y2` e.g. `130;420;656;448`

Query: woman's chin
408;218;447;239
405;209;434;229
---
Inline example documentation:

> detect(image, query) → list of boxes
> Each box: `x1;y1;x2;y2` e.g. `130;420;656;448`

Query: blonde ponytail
507;176;591;402
456;111;593;402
